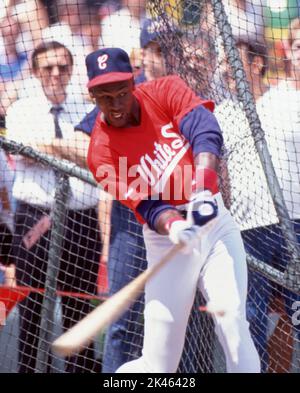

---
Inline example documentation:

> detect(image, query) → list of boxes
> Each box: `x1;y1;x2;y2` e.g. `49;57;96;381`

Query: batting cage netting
0;0;300;373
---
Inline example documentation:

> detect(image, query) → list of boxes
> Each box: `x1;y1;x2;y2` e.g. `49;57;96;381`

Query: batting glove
186;190;218;227
187;166;219;227
166;217;201;253
168;189;218;253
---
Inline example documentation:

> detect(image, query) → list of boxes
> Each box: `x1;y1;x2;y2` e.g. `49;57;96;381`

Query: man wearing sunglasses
5;40;101;373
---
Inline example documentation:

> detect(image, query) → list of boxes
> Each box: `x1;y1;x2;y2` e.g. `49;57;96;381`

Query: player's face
34;47;73;104
90;79;137;128
143;41;166;80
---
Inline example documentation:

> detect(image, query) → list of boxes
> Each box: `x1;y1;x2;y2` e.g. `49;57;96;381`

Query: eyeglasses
40;64;71;73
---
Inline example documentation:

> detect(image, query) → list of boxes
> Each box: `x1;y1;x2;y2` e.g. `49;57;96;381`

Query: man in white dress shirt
6;40;101;373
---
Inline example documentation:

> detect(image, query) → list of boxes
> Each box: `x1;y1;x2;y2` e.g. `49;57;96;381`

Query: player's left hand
167;219;201;253
187;190;218;227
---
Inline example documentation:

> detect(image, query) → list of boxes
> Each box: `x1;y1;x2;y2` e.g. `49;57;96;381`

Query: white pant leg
117;225;204;373
117;195;260;374
198;213;260;373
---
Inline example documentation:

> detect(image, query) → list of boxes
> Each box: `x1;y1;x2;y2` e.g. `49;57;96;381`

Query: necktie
50;106;71;200
50;106;64;139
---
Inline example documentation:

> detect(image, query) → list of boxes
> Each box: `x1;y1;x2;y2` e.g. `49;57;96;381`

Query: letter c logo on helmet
98;54;108;70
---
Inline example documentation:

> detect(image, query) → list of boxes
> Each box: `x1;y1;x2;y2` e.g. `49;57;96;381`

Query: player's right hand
187;190;218;227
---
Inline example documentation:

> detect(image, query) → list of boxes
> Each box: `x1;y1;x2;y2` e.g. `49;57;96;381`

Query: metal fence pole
35;175;69;373
0;136;97;187
211;0;300;291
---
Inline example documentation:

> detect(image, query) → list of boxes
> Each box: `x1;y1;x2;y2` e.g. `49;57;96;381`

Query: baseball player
76;20;214;373
86;47;260;373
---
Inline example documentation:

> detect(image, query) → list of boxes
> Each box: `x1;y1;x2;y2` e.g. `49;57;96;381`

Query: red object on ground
0;286;107;319
97;257;109;296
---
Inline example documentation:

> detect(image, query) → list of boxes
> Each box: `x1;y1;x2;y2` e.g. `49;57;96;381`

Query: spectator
214;34;268;371
40;0;101;102
223;0;265;41
0;0;49;116
264;0;300;81
248;16;300;371
99;0;147;56
215;31;299;372
12;0;49;46
0;13;30;138
221;34;268;102
1;0;100;112
180;29;222;104
135;18;168;82
45;0;101;53
197;2;266;54
40;0;60;24
0;15;29;86
0;0;49;53
5;40;101;373
215;35;269;231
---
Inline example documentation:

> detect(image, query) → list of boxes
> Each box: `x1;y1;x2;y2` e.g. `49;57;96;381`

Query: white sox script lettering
137;123;190;193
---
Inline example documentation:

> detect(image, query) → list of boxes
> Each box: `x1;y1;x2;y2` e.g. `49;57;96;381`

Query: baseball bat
52;242;184;357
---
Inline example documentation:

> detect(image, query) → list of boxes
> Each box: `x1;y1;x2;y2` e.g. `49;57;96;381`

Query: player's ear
89;89;95;101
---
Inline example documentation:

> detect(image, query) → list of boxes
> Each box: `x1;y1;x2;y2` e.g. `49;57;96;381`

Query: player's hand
187;190;218;227
167;219;201;253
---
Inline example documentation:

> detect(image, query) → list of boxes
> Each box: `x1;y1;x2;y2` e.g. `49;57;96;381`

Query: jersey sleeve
152;75;215;127
74;106;100;135
179;105;223;157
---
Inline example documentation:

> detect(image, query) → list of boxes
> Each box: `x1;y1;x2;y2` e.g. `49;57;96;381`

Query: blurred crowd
0;0;298;123
0;0;300;373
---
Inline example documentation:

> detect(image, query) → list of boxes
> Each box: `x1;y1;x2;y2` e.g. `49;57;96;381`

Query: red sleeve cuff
193;167;219;195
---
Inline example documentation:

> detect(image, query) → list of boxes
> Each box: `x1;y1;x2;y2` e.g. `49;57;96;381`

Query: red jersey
88;75;214;223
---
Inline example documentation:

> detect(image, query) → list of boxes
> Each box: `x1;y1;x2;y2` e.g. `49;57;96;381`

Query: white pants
117;195;260;373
